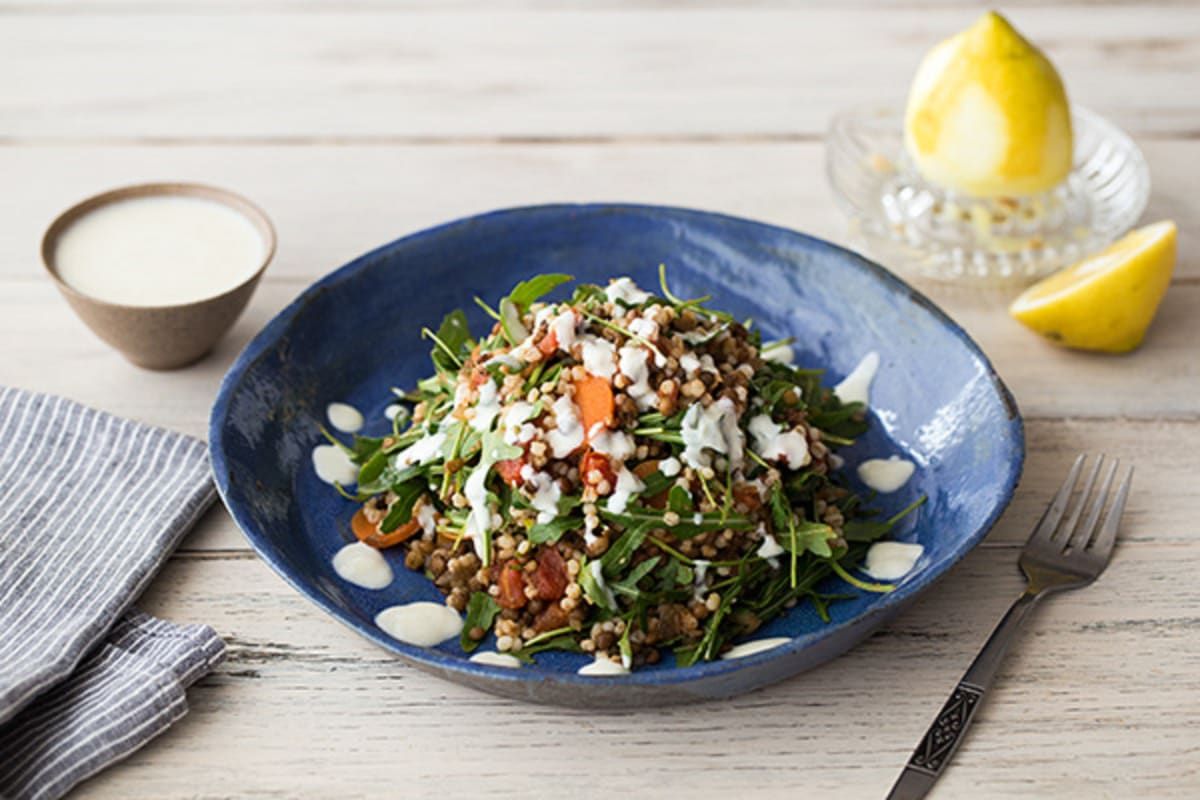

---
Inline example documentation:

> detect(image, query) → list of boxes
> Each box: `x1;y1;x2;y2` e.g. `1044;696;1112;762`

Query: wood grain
1;7;1198;140
2;3;1197;797
4;142;1197;282
67;543;1200;799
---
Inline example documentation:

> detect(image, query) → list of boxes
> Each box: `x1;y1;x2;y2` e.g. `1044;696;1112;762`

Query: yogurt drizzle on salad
375;602;462;647
332;541;393;589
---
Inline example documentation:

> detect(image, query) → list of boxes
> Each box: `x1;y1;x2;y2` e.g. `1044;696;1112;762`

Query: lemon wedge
1009;221;1177;353
904;11;1073;197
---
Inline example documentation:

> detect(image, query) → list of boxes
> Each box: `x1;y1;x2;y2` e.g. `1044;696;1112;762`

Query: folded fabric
0;613;225;800
0;386;224;800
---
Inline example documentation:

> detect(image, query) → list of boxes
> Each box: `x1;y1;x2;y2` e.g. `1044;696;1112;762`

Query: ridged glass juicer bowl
826;106;1150;286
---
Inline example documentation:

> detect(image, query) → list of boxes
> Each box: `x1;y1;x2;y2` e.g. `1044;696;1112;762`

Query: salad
326;269;921;670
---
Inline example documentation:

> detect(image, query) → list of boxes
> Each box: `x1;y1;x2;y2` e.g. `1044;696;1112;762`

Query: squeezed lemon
904;12;1073;198
1009;221;1177;353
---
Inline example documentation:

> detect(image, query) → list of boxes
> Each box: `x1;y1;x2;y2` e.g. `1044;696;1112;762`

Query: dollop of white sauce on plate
857;456;916;493
469;651;523;669
863;542;924;581
720;637;792;660
834;352;880;407
327;402;364;433
577;657;630;676
312;444;358;486
332;541;393;589
375;602;463;647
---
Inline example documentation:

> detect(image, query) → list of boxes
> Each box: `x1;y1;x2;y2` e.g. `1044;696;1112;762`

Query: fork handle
886;591;1043;800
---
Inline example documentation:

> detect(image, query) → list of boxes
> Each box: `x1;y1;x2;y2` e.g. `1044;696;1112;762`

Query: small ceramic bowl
41;183;276;370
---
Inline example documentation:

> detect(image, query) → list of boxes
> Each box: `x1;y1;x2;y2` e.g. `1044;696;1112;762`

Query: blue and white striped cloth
0;387;225;800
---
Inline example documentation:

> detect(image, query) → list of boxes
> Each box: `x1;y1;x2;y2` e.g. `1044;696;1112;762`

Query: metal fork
886;454;1133;800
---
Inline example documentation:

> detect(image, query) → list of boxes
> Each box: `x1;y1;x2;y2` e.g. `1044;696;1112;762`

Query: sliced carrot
352;506;422;549
573;373;615;439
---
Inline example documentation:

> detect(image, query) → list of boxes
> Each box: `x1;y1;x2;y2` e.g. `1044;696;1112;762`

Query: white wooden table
3;3;1197;797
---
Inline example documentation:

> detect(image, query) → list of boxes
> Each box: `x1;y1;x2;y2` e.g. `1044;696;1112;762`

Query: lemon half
1009;221;1177;353
904;12;1073;198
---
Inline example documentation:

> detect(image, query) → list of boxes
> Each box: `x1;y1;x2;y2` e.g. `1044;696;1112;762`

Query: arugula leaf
425;310;473;374
578;559;618;612
609;556;661;597
506;273;574;312
599;521;652;577
668;484;692;514
460;592;501;653
357;449;389;485
528;515;583;545
518;632;584;660
378;480;425;532
842;495;927;542
775;520;837;558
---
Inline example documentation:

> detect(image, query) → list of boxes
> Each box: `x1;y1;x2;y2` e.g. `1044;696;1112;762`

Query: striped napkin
0;386;225;800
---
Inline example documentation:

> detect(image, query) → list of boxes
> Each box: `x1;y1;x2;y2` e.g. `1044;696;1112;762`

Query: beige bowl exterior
41;183;276;370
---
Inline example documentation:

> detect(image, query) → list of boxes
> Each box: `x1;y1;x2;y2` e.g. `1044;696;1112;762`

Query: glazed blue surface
209;204;1024;707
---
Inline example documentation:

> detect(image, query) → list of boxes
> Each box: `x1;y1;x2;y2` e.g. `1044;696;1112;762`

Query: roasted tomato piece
495;457;526;487
533;601;570;633
581;451;616;491
537;328;559;356
496;562;529;609
532;546;569;600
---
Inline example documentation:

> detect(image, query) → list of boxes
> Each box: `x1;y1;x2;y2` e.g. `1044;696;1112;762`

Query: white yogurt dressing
528;472;563;523
680;397;744;470
756;530;785;559
580;336;618;380
834;352;880;407
618;345;656;410
679;352;701;377
384;404;404;421
857;456;916;493
659;457;682;477
470;380;502;432
719;637;792;660
590;428;635;461
863;542;924;581
604;277;650;306
747;414;811;468
327;402;363;433
692;559;711;598
547;395;584;458
393;431;448;467
312;444;358;486
53;194;266;306
577;657;630;676
331;542;393;589
375;602;462;647
469;651;523;669
605;466;645;514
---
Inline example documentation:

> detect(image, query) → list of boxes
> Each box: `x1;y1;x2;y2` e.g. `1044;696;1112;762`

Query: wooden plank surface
2;2;1198;798
2;7;1199;140
70;543;1200;799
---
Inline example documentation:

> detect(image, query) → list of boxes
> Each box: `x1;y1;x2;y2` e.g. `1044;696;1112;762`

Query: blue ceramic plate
210;204;1023;707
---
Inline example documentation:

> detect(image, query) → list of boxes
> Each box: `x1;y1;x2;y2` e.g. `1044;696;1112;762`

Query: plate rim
209;202;1025;691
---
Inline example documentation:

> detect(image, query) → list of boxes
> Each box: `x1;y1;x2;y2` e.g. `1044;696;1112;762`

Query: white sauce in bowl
834;352;880;406
863;542;924;581
577;657;629;676
375;602;463;647
719;637;792;660
327;402;364;433
53;194;266;306
312;444;358;486
857;456;916;493
331;542;393;590
469;651;523;669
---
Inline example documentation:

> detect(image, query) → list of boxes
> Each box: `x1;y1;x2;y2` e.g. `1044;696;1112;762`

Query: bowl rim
209;202;1025;690
40;181;278;311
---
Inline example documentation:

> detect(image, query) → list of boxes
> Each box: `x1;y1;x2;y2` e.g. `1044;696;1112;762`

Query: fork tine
1069;458;1119;552
1056;455;1104;542
1089;465;1133;560
1030;454;1085;543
